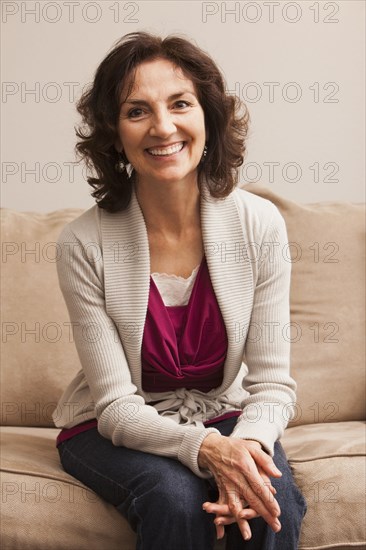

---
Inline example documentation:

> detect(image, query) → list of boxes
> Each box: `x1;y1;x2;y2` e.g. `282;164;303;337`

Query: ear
114;139;122;153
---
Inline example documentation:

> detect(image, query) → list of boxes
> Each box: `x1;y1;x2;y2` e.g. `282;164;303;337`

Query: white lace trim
151;264;200;306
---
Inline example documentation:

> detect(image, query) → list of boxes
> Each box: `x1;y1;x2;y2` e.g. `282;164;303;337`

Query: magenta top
141;255;228;392
56;256;241;447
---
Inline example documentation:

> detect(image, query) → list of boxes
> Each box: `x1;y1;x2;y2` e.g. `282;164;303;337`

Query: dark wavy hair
75;32;250;212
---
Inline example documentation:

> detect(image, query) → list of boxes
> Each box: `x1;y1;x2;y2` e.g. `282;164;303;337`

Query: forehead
123;58;196;100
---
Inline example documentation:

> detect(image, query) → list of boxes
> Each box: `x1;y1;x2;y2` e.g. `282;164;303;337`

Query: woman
53;32;307;549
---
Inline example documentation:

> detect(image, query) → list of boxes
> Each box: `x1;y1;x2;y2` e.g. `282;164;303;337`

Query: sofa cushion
1;209;84;427
281;421;366;549
0;426;135;550
0;427;229;550
243;184;365;425
1;424;364;549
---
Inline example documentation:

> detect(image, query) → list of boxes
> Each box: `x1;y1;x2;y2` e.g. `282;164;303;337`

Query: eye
127;108;145;118
174;100;191;109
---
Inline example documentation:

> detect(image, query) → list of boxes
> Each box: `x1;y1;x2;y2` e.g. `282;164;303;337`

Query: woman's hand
203;464;277;540
203;498;260;540
198;434;282;540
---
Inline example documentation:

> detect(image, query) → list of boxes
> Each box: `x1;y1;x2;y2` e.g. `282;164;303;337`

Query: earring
201;144;208;163
115;151;126;173
115;158;126;173
115;152;133;178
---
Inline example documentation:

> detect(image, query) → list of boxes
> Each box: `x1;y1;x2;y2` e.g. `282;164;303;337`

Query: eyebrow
122;90;197;106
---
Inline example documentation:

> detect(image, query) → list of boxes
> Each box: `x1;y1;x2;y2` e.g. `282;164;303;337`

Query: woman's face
116;58;206;188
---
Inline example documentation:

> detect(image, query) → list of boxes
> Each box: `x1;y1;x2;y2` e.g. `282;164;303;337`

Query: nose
149;107;176;138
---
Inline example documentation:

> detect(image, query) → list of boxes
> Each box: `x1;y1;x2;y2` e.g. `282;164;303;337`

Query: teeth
148;142;184;156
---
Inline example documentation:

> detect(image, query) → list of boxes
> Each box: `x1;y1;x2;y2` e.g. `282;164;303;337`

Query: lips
146;142;185;156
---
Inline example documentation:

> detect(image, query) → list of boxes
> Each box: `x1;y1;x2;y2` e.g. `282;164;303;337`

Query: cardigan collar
100;181;254;398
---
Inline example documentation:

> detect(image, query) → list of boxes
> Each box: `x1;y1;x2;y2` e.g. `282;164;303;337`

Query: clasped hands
198;433;282;541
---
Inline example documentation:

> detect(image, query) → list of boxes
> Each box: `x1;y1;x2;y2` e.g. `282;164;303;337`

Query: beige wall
1;0;365;211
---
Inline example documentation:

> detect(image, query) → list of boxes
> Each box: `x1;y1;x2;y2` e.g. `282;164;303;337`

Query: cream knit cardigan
52;183;297;478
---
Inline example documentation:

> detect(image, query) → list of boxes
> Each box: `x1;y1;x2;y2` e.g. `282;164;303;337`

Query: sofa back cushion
1;184;365;427
1;209;84;427
244;184;365;426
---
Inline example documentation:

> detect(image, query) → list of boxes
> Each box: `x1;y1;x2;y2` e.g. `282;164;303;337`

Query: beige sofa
1;184;365;550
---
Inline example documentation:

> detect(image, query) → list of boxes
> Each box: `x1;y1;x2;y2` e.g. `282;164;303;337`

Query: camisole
142;255;228;392
150;262;201;307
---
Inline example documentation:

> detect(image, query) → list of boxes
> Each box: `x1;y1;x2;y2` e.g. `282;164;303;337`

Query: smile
146;142;185;157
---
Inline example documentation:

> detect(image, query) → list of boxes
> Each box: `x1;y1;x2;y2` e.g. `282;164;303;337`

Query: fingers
224;463;277;524
215;521;225;540
250;445;282;479
241;481;281;532
203;502;232;515
239;453;282;527
224;485;257;541
214;509;254;541
200;437;283;534
203;500;235;540
258;467;277;496
222;469;281;533
203;501;248;516
214;508;260;525
210;481;259;541
238;508;260;520
203;493;261;541
203;493;259;541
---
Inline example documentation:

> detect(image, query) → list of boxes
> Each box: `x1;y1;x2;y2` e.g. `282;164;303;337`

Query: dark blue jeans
58;417;306;550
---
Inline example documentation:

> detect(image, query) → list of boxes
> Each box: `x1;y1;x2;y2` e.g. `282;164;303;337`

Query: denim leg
58;419;306;550
58;428;216;550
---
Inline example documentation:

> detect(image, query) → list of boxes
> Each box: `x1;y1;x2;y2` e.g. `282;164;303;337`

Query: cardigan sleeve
230;205;297;454
56;224;219;478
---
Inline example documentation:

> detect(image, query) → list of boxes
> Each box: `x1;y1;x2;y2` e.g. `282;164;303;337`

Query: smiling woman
116;59;206;192
74;32;248;212
53;31;307;550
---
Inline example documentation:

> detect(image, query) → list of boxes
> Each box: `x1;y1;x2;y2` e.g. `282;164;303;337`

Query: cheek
192;121;206;148
118;123;139;149
193;115;207;142
116;127;126;152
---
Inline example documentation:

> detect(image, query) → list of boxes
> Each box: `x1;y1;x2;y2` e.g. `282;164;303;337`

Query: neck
135;174;201;238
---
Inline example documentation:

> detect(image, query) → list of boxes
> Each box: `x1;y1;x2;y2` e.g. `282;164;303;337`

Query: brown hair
75;32;250;212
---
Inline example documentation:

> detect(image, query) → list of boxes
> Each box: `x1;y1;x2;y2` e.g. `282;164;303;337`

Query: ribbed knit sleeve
230;205;297;454
56;224;219;478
